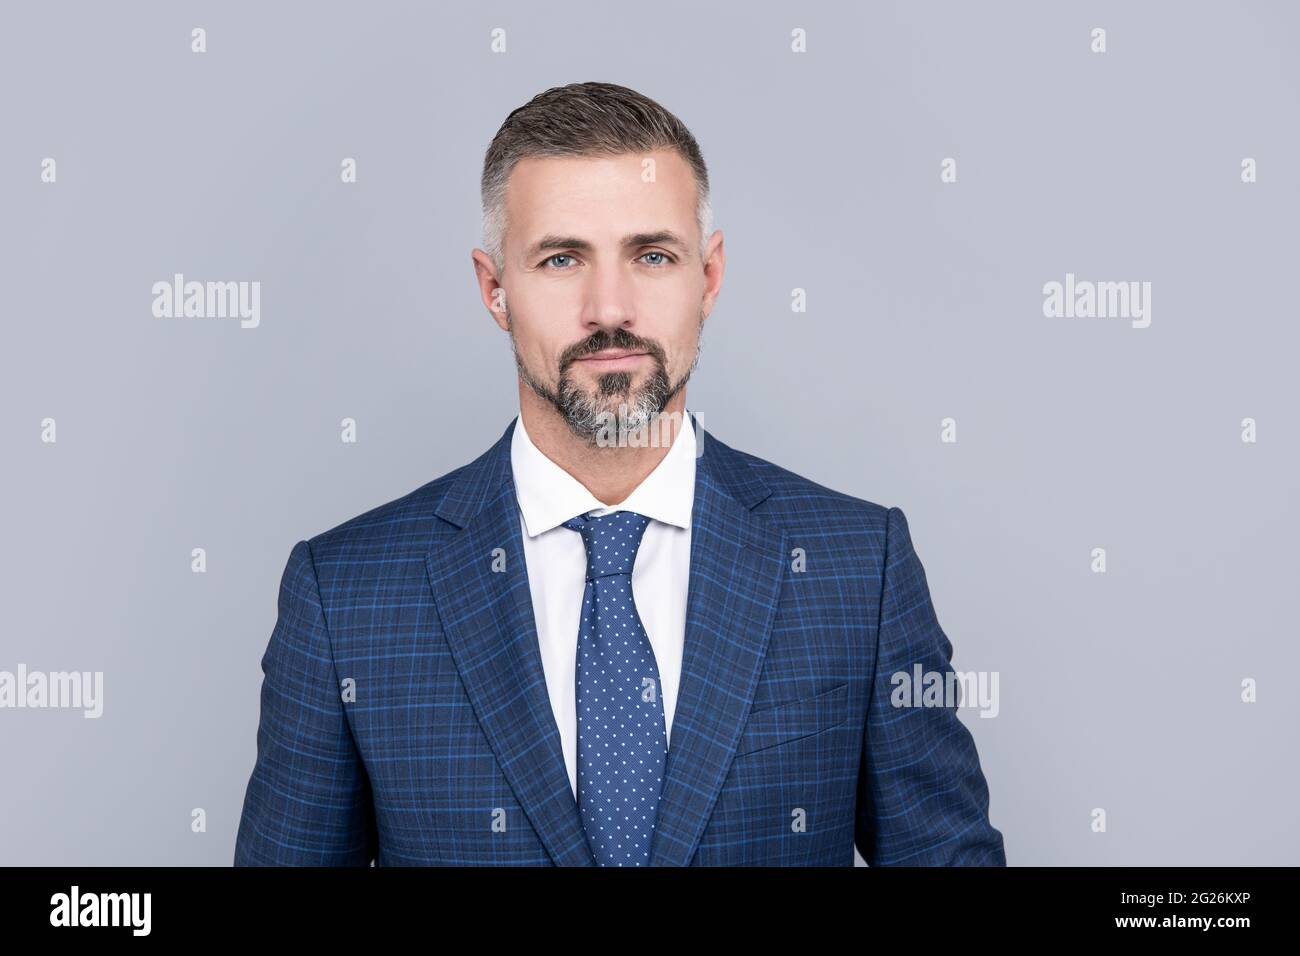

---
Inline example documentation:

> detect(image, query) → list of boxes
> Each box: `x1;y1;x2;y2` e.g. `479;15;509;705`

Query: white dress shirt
510;409;696;800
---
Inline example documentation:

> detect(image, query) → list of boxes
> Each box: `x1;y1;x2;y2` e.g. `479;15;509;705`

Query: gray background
2;0;1296;865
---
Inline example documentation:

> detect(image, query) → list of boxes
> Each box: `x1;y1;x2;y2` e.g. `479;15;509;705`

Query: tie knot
562;510;651;581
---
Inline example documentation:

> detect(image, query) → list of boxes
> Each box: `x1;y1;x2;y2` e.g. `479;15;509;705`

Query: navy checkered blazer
234;413;1006;866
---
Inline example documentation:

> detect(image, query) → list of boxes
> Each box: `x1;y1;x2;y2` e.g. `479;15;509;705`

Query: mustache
560;330;666;368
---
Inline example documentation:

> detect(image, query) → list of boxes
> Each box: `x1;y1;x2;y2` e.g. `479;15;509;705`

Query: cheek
506;288;565;336
506;320;560;374
513;275;583;311
641;278;693;314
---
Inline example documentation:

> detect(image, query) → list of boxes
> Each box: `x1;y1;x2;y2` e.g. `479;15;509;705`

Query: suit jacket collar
425;411;788;866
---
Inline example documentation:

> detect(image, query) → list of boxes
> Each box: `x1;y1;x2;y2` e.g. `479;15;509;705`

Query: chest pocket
733;681;850;757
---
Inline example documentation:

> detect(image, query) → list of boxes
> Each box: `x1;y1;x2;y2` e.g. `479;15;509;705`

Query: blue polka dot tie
562;509;668;866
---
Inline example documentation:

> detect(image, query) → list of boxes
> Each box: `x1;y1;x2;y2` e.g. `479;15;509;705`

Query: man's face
476;149;722;443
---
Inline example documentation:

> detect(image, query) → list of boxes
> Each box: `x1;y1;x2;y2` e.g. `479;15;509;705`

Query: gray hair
480;81;713;276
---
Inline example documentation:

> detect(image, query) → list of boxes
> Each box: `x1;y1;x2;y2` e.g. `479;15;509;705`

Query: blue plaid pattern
234;412;1006;866
563;510;668;866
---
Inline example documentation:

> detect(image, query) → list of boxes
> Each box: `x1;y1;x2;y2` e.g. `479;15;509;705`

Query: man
234;81;1005;866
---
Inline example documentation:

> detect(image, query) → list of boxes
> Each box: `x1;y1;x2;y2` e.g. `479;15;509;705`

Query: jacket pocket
733;682;850;757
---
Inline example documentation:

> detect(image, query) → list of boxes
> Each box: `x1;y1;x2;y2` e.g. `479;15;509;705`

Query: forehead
503;149;698;244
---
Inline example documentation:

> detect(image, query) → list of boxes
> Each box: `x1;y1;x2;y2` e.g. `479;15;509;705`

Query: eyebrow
525;230;690;260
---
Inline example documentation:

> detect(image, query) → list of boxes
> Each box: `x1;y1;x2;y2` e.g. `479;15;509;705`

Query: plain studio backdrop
1;0;1296;865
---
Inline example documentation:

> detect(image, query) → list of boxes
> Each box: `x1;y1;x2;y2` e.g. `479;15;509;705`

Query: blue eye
545;254;575;269
640;252;673;267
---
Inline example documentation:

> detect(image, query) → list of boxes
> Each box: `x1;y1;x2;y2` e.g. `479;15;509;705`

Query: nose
579;258;636;332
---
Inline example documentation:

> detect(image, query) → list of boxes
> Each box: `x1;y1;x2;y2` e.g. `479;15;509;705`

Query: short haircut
480;81;712;274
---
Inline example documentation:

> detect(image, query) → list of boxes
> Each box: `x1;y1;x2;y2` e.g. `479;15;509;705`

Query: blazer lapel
648;412;787;865
425;421;595;866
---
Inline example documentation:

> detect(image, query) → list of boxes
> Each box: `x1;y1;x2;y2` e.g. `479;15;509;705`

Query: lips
576;349;647;361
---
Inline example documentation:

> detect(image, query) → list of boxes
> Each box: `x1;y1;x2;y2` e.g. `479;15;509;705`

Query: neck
518;386;689;506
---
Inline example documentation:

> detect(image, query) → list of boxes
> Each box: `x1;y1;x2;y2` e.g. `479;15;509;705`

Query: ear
700;229;725;317
471;248;510;331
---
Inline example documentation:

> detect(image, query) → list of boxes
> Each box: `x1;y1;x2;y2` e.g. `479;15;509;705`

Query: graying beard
556;367;673;444
508;309;702;446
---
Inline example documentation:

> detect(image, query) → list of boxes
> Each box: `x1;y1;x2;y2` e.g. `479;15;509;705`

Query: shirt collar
510;409;696;538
